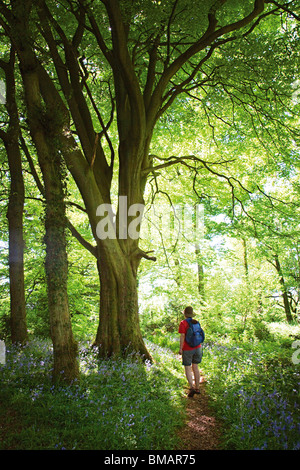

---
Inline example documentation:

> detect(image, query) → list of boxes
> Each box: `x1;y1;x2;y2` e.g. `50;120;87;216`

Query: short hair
184;306;193;317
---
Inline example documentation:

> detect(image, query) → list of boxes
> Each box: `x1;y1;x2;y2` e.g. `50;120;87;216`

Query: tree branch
19;133;45;196
142;154;236;175
66;220;97;258
103;0;146;133
265;0;300;21
147;0;266;127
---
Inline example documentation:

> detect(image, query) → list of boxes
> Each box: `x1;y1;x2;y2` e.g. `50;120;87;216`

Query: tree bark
0;49;28;344
242;238;249;277
9;1;79;382
6;139;28;344
94;243;151;360
43;158;79;382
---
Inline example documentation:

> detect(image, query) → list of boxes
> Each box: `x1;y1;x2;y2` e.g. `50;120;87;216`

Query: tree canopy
0;0;299;382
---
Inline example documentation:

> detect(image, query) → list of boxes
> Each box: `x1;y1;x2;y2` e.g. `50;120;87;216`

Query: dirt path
176;374;224;450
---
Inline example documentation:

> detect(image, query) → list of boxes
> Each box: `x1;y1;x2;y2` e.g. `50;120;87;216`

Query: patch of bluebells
229;387;299;450
202;341;300;450
0;339;53;390
0;338;185;450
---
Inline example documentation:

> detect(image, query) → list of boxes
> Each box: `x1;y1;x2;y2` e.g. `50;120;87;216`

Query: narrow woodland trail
176;374;224;451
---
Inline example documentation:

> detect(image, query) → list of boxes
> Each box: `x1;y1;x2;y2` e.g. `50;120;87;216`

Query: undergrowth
1;320;299;451
201;339;300;450
0;339;185;450
145;320;300;450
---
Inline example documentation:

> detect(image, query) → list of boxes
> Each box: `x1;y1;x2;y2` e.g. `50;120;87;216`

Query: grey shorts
182;347;203;366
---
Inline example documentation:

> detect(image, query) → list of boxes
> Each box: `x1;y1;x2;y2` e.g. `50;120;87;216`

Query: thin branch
19;134;45;196
66;220;97;258
66;200;87;213
142;154;236;175
165;0;180;68
79;68;115;168
148;0;266;126
266;0;300;21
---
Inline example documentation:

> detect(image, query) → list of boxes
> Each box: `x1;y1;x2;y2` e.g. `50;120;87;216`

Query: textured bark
44;181;79;382
94;243;151;360
10;1;79;382
0;49;28;344
6;139;28;344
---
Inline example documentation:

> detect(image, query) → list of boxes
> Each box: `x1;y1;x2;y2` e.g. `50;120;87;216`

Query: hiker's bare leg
192;363;200;390
184;365;194;389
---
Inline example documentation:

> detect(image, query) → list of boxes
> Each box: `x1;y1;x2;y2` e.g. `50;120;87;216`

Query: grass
201;334;300;450
145;320;300;450
1;321;299;450
0;339;186;450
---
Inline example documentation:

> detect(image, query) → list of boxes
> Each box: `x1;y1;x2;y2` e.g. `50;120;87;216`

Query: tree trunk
242;238;249;277
94;242;151;361
6;139;28;344
274;254;293;323
0;48;28;344
34;126;79;384
10;2;79;382
242;238;250;327
43;163;79;382
56;98;152;359
60;132;152;360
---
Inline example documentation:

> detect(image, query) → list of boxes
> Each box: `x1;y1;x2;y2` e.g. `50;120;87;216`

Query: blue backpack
185;318;205;347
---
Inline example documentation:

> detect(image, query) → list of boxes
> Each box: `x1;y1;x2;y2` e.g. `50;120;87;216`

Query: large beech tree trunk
94;243;151;360
58;121;153;360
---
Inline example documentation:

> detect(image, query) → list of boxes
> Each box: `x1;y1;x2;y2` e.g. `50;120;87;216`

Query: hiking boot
194;389;200;394
187;388;196;397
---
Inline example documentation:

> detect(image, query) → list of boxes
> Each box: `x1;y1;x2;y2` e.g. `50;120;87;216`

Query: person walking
178;306;204;397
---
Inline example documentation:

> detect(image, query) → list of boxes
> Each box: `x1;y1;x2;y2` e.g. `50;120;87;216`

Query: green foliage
0;339;185;450
147;319;300;450
0;0;300;450
201;330;300;450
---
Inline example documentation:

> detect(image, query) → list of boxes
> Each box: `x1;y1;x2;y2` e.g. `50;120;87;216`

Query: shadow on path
176;375;223;450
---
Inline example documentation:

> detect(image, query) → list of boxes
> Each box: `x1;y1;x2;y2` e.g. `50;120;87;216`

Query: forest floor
176;373;224;450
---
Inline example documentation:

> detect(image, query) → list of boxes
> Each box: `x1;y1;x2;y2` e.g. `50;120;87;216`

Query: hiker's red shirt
178;319;201;351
